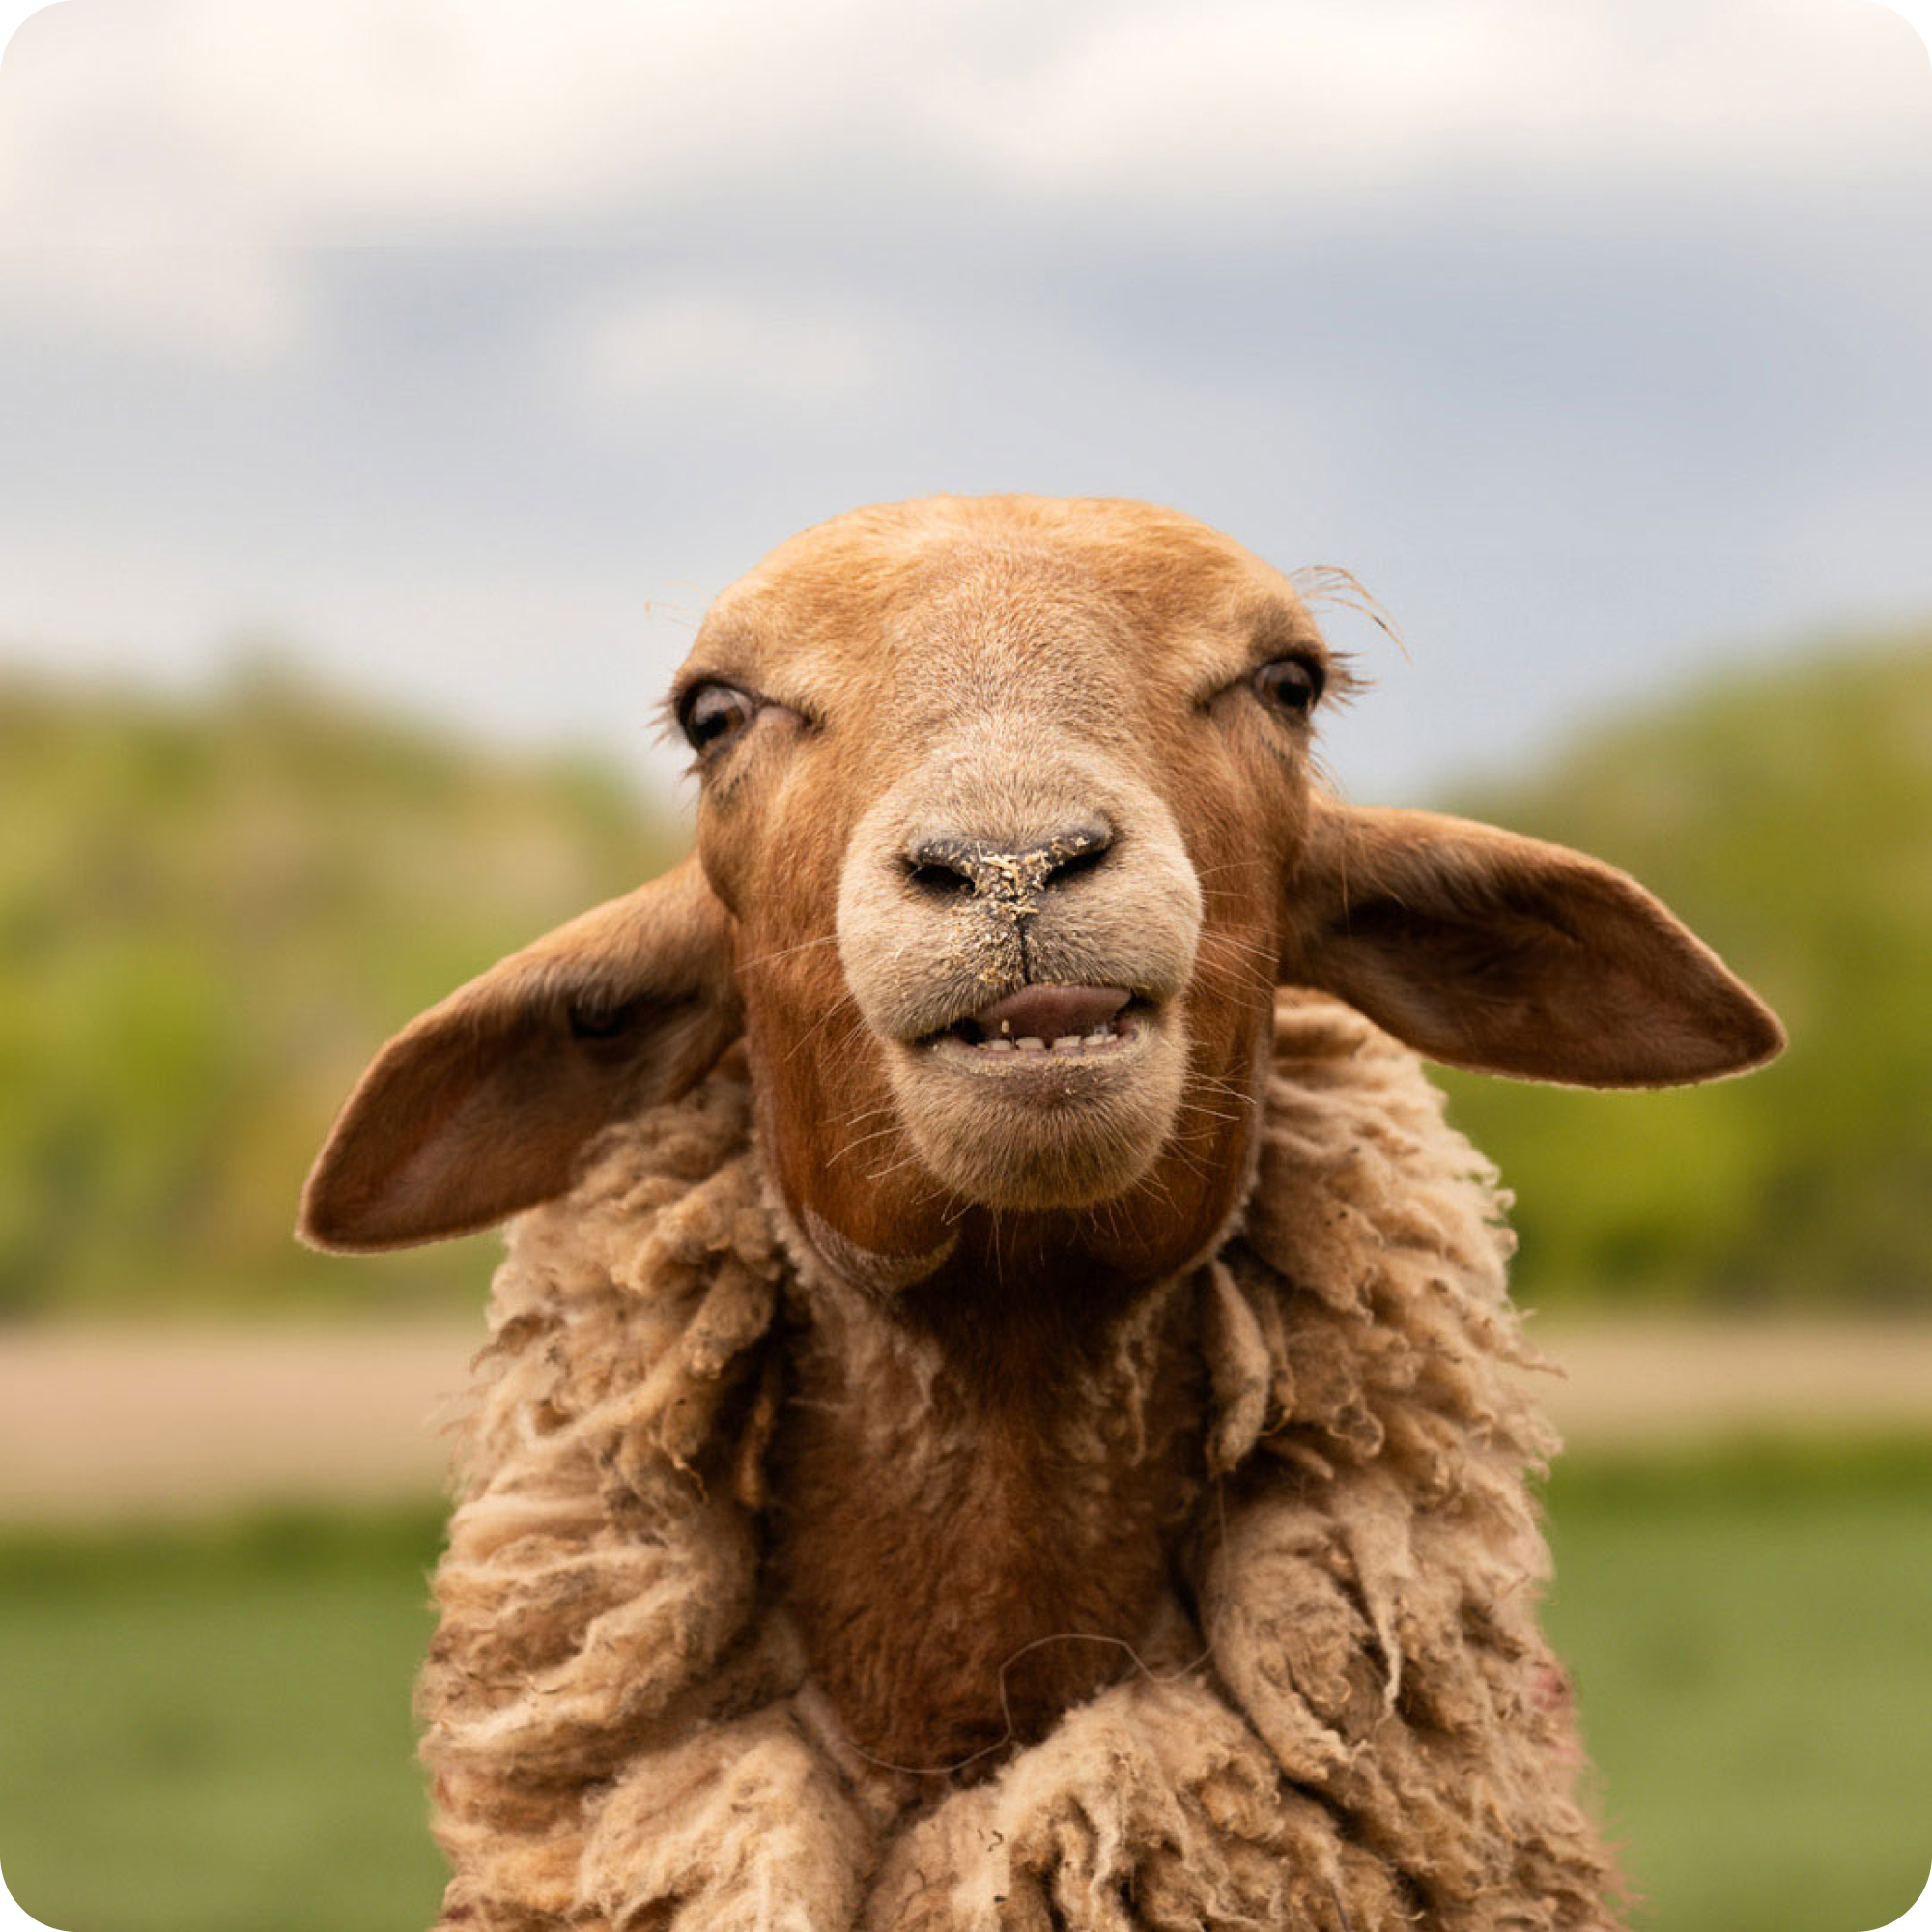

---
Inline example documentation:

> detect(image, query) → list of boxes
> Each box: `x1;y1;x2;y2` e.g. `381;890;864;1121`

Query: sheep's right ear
299;854;739;1252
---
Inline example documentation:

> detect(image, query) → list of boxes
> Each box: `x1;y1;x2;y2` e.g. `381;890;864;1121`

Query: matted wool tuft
419;991;1621;1931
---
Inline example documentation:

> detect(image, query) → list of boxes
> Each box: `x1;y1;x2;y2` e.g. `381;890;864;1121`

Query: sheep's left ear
1283;800;1783;1087
299;853;740;1252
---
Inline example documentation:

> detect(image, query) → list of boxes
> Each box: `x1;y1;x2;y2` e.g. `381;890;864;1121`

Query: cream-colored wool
420;996;1619;1932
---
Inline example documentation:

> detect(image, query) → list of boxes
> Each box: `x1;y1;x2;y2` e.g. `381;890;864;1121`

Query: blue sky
1;0;1928;807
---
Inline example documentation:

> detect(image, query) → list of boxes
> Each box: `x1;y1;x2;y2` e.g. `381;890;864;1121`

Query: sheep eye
679;681;759;754
1252;656;1322;716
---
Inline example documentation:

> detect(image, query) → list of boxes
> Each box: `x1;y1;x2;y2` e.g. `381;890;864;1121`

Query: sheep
300;495;1783;1932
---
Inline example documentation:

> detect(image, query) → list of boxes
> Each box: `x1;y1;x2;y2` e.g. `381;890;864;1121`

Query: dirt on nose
967;984;1132;1043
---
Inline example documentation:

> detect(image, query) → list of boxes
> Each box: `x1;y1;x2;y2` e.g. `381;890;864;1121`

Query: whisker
734;932;840;975
784;1001;868;1065
825;1123;903;1169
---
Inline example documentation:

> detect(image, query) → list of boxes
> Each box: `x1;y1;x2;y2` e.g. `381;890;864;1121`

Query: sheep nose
904;820;1113;899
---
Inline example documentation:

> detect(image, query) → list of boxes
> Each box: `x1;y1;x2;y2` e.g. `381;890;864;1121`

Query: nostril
1045;841;1109;886
904;838;980;895
907;860;975;895
903;822;1116;897
1039;821;1113;887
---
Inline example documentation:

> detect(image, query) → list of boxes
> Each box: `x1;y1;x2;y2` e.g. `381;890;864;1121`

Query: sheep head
300;496;1782;1291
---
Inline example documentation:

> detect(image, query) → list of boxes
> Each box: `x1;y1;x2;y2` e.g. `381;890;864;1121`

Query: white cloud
568;283;912;414
1;0;1923;362
1;0;1923;260
0;239;298;359
0;0;919;242
924;0;1931;198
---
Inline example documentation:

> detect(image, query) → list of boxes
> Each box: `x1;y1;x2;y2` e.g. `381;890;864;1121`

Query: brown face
673;496;1339;1289
298;494;1782;1276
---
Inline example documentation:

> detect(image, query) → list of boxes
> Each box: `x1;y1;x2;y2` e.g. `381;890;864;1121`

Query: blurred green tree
2;636;1925;1317
1436;637;1932;1307
0;665;684;1317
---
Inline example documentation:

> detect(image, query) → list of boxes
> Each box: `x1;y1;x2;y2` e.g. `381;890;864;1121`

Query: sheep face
299;494;1782;1268
678;497;1333;1288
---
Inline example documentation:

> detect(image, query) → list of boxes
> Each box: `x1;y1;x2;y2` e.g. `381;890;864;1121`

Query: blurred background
1;2;1928;1928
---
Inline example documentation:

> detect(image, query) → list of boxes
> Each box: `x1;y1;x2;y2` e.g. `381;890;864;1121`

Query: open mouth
891;980;1185;1202
928;984;1149;1056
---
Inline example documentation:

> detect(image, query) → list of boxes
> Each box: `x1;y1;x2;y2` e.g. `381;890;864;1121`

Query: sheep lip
911;991;1159;1070
964;983;1133;1044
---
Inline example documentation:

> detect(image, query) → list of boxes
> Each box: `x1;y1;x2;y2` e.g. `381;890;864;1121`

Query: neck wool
417;992;1620;1932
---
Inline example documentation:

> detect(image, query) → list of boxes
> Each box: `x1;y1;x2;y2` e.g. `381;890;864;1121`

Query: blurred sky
0;0;1928;806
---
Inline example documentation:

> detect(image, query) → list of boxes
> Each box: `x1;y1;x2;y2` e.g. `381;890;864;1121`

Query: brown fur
298;496;1784;1929
771;1259;1207;1775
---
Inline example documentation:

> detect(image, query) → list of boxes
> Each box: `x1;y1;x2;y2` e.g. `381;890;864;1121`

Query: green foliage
0;668;683;1317
1435;636;1932;1308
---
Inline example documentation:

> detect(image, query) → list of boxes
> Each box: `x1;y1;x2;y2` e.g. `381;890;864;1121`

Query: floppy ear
1283;800;1783;1087
299;853;740;1251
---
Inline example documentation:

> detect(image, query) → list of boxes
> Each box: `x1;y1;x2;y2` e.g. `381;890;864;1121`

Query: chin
885;1004;1189;1209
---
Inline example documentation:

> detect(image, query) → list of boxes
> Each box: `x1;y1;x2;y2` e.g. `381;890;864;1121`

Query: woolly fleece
419;990;1620;1931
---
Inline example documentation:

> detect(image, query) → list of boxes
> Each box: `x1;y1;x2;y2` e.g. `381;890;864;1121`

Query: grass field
1;1447;1927;1932
1540;1445;1932;1932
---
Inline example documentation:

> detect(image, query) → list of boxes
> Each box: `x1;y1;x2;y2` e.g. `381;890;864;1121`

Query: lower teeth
947;1018;1139;1053
972;1030;1122;1052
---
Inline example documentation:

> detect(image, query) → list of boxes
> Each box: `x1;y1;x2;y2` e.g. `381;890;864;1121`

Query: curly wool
419;997;1620;1932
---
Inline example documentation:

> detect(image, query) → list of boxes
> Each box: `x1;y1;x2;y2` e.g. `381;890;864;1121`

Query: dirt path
3;1314;1930;1522
0;1320;475;1523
